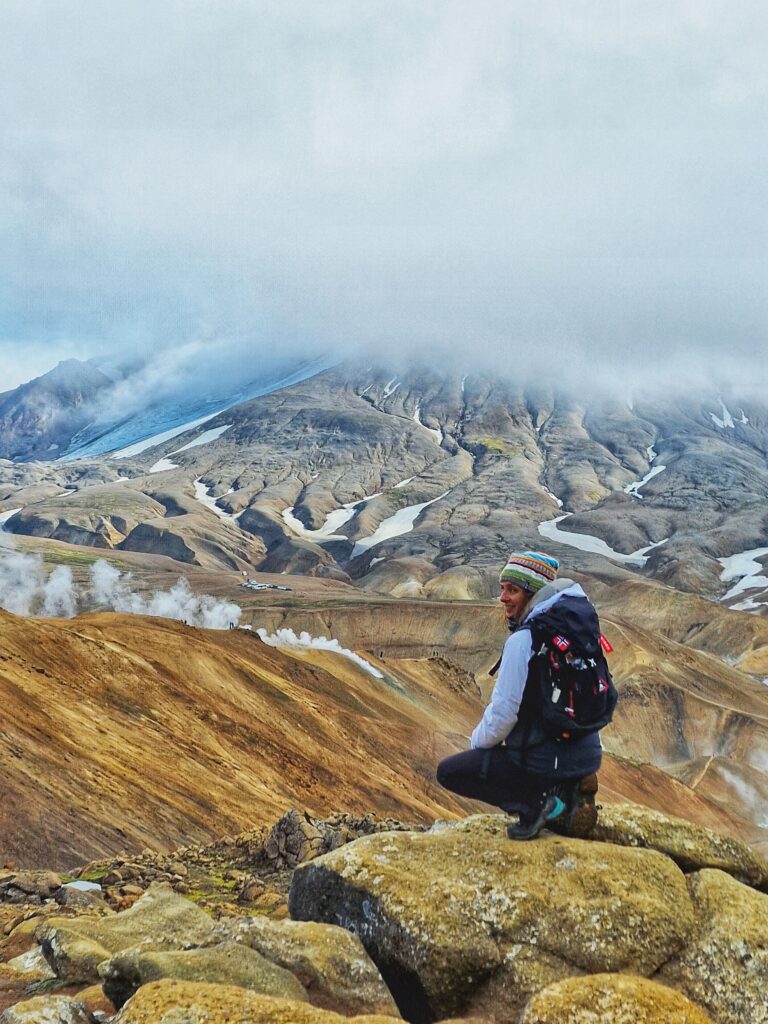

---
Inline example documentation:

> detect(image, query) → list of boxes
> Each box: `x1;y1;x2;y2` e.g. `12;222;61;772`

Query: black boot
506;793;567;840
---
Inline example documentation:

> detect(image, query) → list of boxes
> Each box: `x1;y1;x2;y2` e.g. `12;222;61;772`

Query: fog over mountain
2;1;768;394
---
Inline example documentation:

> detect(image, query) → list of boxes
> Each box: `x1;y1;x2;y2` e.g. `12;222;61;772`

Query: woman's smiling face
499;581;530;622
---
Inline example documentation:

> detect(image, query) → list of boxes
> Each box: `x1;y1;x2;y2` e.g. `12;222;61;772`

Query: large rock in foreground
112;980;403;1023
209;916;401;1018
593;802;768;891
39;886;213;983
100;941;308;1009
521;973;714;1023
289;815;695;1021
659;868;768;1024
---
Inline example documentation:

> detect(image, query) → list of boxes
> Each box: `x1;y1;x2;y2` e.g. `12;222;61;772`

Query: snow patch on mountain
150;457;180;473
539;514;668;566
413;403;443;445
352;490;450;557
149;424;233;473
710;399;735;430
625;463;667;498
282;492;381;543
719;547;768;607
193;478;243;522
0;509;22;528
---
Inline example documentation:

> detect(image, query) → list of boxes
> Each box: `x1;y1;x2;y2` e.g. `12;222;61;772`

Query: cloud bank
2;1;767;394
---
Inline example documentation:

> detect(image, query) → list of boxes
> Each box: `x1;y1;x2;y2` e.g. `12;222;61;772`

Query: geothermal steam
256;627;383;678
0;543;240;628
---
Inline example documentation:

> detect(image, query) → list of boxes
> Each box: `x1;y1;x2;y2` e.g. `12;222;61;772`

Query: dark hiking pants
436;746;557;821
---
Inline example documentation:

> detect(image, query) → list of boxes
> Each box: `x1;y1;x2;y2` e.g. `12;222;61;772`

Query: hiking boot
548;773;599;838
506;794;567;841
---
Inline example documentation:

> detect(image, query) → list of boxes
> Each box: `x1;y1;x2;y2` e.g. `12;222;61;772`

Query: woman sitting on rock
437;551;614;840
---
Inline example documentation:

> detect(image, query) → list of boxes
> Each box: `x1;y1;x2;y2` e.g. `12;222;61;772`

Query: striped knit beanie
499;551;559;592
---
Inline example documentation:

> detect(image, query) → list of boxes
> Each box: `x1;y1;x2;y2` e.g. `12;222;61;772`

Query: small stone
0;994;95;1023
119;885;144;897
238;881;266;903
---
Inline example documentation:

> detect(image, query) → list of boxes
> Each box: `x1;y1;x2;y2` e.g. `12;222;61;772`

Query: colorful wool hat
499;551;559;592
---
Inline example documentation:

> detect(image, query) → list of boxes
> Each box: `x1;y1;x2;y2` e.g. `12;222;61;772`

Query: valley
1;358;767;869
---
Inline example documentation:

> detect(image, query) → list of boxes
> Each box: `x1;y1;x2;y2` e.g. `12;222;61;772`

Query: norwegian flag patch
599;634;614;653
552;635;571;651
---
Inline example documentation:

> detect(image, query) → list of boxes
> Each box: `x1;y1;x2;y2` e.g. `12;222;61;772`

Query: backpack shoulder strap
489;622;532;676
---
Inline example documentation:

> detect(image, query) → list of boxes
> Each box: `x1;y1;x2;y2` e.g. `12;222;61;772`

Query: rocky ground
0;804;765;1023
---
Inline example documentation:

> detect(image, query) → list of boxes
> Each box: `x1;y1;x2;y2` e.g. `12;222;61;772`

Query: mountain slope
6;363;767;608
0;359;113;461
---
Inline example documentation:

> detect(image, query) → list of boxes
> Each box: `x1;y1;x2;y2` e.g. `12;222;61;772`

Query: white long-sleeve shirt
471;582;586;750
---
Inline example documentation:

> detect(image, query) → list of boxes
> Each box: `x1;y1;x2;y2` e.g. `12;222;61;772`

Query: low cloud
2;1;767;395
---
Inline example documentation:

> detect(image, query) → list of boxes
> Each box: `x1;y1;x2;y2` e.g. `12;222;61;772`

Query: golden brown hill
0;608;483;869
1;600;766;870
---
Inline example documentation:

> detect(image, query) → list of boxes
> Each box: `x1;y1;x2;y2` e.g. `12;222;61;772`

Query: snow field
719;547;768;607
538;514;668;567
352;490;450;557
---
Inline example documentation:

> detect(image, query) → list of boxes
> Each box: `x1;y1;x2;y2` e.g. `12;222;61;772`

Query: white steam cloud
0;547;78;618
0;543;240;629
256;627;383;679
89;560;241;629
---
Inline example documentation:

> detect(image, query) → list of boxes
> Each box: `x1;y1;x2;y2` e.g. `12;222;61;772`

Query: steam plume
0;542;240;628
256;626;383;678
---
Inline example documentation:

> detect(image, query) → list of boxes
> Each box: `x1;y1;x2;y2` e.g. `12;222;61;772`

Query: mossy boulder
112;980;403;1023
592;803;768;890
521;973;714;1023
100;941;307;1009
289;816;694;1021
210;916;400;1018
39;885;213;983
659;868;768;1024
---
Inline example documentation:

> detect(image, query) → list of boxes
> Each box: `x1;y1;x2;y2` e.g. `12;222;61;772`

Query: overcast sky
1;0;767;393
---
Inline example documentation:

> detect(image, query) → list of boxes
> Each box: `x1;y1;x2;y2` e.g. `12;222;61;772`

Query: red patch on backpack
599;633;614;653
552;635;571;651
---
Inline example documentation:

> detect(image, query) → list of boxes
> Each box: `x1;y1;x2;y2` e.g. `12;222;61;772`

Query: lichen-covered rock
1;903;113;961
55;886;107;911
261;810;416;870
0;995;94;1024
112;979;403;1023
100;940;308;1009
4;946;56;982
210;915;400;1017
521;973;715;1023
264;810;328;869
39;884;213;983
0;871;62;904
659;869;768;1024
289;821;694;1021
592;803;768;891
